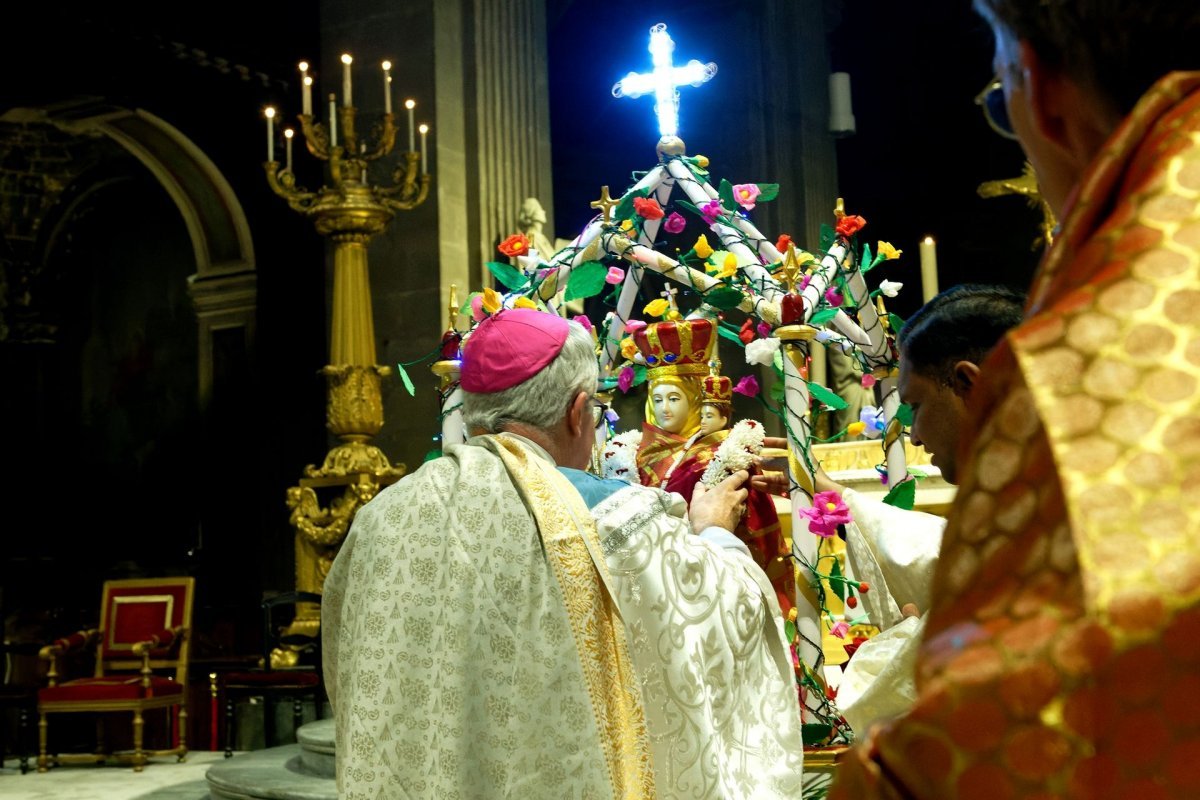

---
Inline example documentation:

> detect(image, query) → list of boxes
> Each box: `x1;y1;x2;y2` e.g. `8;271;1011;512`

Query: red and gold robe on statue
833;72;1200;798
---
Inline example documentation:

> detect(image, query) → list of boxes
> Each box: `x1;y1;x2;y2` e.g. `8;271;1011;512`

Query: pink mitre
460;308;570;393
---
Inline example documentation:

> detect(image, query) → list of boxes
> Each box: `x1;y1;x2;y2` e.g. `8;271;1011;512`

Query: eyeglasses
590;400;610;430
974;75;1019;141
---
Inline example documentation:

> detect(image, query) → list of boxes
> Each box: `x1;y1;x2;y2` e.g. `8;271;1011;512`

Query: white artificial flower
601;430;642;483
744;337;781;366
879;280;903;297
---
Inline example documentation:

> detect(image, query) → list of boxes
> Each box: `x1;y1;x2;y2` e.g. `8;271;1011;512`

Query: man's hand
690;470;749;533
749;436;848;496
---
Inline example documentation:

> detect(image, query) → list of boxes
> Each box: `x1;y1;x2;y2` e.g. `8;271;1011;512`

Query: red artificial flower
858;582;870;593
776;233;792;252
738;317;756;344
846;595;858;609
835;214;867;238
633;196;665;220
843;636;870;660
498;233;530;257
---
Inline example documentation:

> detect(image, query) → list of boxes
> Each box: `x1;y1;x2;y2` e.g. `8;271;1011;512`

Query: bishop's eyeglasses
975;75;1019;141
590;400;610;430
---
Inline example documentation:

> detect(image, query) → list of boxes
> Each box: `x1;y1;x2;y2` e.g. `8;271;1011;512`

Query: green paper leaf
769;380;786;404
888;313;906;334
718;179;736;214
820;223;835;252
860;242;873;271
807;380;849;410
882;478;917;510
809;308;838;326
717;323;748;348
895;402;914;427
563;260;608;301
485;260;530;290
756;183;780;202
908;467;927;479
802;724;833;747
613;187;650;222
459;291;481;316
830;559;846;601
423;448;441;462
703;286;745;310
396;362;416;397
631;364;648;387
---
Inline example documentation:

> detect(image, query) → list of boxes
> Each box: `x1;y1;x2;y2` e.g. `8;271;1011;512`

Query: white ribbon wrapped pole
431;361;464;447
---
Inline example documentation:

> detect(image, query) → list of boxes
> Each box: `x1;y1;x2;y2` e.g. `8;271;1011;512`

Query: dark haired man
833;2;1200;796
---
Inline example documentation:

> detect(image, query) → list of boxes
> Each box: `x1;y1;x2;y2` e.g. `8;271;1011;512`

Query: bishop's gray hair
462;321;598;434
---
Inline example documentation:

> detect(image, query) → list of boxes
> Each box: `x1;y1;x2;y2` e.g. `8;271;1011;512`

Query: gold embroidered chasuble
832;72;1200;798
322;433;653;799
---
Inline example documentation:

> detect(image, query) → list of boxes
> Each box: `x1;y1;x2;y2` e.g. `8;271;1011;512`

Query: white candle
341;53;353;108
264;106;276;162
284;128;294;171
329;94;338;148
382;60;393;114
419;123;429;174
404;99;415;152
919;236;939;303
299;62;311;115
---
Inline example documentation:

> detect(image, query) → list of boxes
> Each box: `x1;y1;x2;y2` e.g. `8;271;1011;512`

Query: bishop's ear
566;391;591;437
951;361;981;396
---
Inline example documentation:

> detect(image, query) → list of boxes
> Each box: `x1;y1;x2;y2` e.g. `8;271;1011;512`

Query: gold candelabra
262;54;432;666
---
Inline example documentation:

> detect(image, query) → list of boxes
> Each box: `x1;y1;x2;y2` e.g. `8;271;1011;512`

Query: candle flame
404;98;416;110
303;76;313;87
382;60;392;71
341;53;353;65
298;61;309;72
418;124;429;134
264;107;276;119
284;128;294;139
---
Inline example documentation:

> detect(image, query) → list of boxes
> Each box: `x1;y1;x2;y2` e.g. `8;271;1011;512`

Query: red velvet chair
37;577;194;772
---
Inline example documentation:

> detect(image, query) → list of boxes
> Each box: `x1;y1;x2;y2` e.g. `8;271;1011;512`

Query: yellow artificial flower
694;155;710;168
643;298;670;318
620;337;639;360
619;218;634;232
847;421;866;437
481;287;502;314
667;309;682;321
877;241;902;260
513;296;536;309
694;234;714;260
718;252;739;279
795;249;817;265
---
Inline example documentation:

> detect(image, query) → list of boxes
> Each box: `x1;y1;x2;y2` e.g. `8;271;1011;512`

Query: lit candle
299;61;311;115
264;106;276;162
419;123;429;174
404;99;415;152
341;53;353;108
382;60;393;114
329;94;338;148
284;128;294;172
919;236;939;302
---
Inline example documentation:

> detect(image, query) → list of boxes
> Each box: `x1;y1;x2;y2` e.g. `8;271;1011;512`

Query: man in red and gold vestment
833;1;1200;796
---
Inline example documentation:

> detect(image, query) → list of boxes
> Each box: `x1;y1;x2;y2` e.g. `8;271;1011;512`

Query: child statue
632;318;795;612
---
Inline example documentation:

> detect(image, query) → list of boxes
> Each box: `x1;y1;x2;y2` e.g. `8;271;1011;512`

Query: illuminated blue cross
612;23;718;139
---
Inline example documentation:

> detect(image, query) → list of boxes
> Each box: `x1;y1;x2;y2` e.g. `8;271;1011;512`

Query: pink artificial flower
825;286;843;307
470;294;486;322
732;183;761;210
733;375;760;398
663;211;687;234
624;319;647;335
617;366;635;393
800;274;812;291
605;266;625;284
572;314;593;333
756;321;772;339
830;621;851;640
701;198;724;225
861;373;877;389
797;490;852;538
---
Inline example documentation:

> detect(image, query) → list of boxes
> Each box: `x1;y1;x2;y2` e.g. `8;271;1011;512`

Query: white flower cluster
601;430;642;483
744;337;781;366
700;419;765;486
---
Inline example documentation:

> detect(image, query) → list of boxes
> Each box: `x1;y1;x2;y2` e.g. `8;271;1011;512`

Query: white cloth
592;486;806;799
836;488;944;733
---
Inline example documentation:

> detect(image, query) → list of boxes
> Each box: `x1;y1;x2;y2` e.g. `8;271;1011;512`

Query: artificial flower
694;234;714;260
830;620;851;640
776;233;793;252
667;309;682;321
617;366;636;394
481;287;502;314
861;373;877;389
835;214;867;238
847;421;866;437
643;298;670;318
663;211;686;234
513;296;536;309
859;406;886;439
846;596;858;609
825;286;844;307
733;375;760;397
605;266;626;284
879;279;903;297
756;322;772;339
738;318;756;344
797;490;852;538
794;249;817;265
498;233;530;257
693;155;709;168
745;337;781;366
470;294;486;322
601;429;641;480
877;241;902;260
732;183;761;210
708;251;738;279
701;198;724;225
619;218;634;232
620;337;639;360
572;314;593;332
858;582;870;593
624;319;647;335
700;419;765;485
633;196;665;220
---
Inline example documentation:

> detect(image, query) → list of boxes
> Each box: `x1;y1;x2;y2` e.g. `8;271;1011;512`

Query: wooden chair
36;577;193;772
221;591;323;756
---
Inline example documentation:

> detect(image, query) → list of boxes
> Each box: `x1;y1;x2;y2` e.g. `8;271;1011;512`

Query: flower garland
700;419;765;486
600;430;642;483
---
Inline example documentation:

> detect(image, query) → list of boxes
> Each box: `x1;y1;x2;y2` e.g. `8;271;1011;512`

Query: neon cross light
612;23;718;138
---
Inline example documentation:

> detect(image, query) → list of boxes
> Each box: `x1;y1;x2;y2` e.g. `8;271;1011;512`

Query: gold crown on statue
632;318;716;377
700;359;732;408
